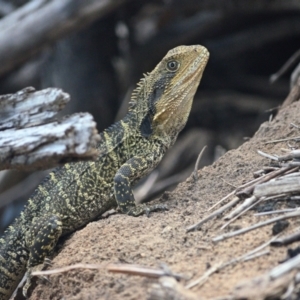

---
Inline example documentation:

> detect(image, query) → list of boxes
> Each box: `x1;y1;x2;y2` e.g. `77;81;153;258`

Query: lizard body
0;45;209;299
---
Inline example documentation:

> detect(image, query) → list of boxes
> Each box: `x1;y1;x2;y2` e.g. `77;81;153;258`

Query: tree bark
0;87;100;171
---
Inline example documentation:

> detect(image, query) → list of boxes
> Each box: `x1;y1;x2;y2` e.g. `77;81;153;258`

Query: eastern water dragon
0;45;209;299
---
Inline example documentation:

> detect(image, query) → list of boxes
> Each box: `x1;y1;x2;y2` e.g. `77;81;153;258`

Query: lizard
0;44;209;299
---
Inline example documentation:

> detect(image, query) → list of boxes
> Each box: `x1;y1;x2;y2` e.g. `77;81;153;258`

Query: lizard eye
166;60;180;72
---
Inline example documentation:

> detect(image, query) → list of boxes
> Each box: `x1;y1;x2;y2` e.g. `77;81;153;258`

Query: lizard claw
44;257;52;266
38;275;51;284
125;203;168;217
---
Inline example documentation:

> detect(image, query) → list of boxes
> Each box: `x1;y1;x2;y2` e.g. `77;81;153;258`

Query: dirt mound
29;102;300;300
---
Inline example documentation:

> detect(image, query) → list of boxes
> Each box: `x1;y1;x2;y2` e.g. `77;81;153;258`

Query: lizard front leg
23;215;62;297
114;153;167;216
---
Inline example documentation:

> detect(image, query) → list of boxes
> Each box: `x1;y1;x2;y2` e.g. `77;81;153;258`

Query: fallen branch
271;226;300;246
221;194;287;230
236;166;296;197
221;197;263;230
257;150;278;161
186;196;240;232
254;176;300;197
0;87;69;130
0;87;100;171
270;253;300;280
278;150;300;161
224;195;257;220
208;176;263;212
0;113;99;171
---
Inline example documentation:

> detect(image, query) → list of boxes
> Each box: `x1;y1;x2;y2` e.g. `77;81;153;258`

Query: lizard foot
22;270;32;299
22;257;52;297
44;257;53;266
126;203;168;217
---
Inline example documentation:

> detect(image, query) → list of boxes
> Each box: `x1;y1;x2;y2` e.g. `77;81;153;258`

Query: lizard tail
0;226;28;300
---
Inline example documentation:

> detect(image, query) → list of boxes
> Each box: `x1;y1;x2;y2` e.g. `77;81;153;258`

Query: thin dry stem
186;196;240;232
257;150;278;160
192;145;207;181
32;263;107;276
186;236;275;289
264;136;300;144
213;210;300;243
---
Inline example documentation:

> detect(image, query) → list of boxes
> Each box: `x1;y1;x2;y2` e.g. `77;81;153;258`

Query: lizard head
130;45;209;139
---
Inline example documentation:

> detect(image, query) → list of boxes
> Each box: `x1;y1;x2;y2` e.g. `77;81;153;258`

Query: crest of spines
128;72;150;110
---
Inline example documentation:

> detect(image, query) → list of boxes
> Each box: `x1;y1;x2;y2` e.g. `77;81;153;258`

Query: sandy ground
27;101;300;300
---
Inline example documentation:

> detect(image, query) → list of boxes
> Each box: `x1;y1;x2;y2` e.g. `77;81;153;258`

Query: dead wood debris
108;263;185;280
185;236;275;290
186;129;300;299
32;262;185;280
229;250;300;300
271;227;300;246
0;87;100;171
192;145;207;181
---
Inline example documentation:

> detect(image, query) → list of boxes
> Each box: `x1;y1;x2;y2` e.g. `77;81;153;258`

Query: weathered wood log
0;87;69;130
254;176;300;197
0;87;100;171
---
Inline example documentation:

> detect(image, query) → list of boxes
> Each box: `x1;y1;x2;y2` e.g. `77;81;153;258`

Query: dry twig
254;207;294;217
186;236;275;289
213;210;300;243
270;49;300;84
32;263;107;276
108;263;185;280
186;196;240;232
257;150;278;161
271;226;300;246
32;262;184;280
221;197;263;230
270;253;300;279
192;145;207;181
224;195;257;220
264;136;300;144
208;176;264;212
236;166;296;197
207;190;235;212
